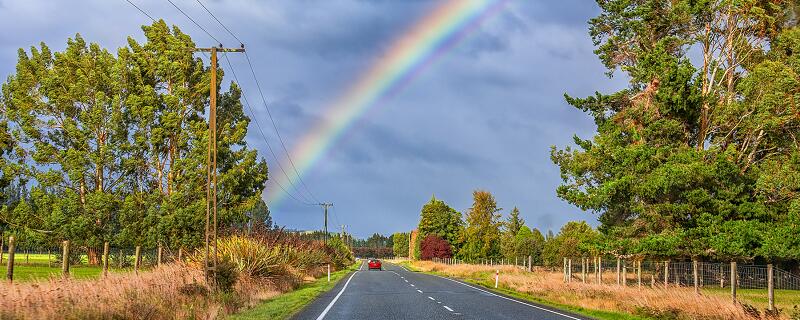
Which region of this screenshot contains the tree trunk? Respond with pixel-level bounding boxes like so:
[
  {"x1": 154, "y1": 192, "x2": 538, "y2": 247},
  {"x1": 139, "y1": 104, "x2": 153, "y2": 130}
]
[{"x1": 87, "y1": 247, "x2": 100, "y2": 265}]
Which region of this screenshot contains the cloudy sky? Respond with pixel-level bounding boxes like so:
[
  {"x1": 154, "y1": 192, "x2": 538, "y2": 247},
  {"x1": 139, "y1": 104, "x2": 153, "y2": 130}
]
[{"x1": 0, "y1": 0, "x2": 628, "y2": 238}]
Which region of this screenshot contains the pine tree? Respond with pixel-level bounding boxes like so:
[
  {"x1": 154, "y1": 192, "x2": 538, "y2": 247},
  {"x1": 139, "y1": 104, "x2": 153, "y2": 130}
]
[{"x1": 459, "y1": 190, "x2": 501, "y2": 260}]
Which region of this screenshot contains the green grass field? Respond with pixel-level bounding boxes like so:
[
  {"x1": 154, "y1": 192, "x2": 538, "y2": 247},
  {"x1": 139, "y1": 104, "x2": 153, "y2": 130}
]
[
  {"x1": 701, "y1": 287, "x2": 800, "y2": 310},
  {"x1": 228, "y1": 262, "x2": 360, "y2": 320},
  {"x1": 1, "y1": 252, "x2": 140, "y2": 282}
]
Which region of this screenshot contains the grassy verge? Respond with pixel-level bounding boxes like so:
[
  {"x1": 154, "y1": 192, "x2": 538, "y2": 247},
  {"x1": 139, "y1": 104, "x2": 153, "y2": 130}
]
[
  {"x1": 228, "y1": 262, "x2": 360, "y2": 320},
  {"x1": 400, "y1": 261, "x2": 650, "y2": 320},
  {"x1": 702, "y1": 287, "x2": 800, "y2": 311}
]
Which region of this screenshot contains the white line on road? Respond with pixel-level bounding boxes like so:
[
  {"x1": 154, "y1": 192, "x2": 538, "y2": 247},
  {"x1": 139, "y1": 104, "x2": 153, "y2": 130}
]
[
  {"x1": 428, "y1": 296, "x2": 435, "y2": 301},
  {"x1": 404, "y1": 279, "x2": 408, "y2": 282},
  {"x1": 410, "y1": 284, "x2": 415, "y2": 287},
  {"x1": 432, "y1": 274, "x2": 582, "y2": 320},
  {"x1": 443, "y1": 306, "x2": 454, "y2": 312},
  {"x1": 416, "y1": 289, "x2": 423, "y2": 293},
  {"x1": 315, "y1": 271, "x2": 359, "y2": 320}
]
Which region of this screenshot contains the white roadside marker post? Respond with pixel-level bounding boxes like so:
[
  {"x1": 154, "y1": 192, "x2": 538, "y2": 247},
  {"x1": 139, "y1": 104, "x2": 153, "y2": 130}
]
[
  {"x1": 328, "y1": 264, "x2": 331, "y2": 282},
  {"x1": 495, "y1": 270, "x2": 499, "y2": 288}
]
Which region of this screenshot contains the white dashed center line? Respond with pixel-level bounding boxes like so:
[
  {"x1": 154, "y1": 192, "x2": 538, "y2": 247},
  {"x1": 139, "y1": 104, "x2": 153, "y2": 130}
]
[
  {"x1": 410, "y1": 284, "x2": 415, "y2": 287},
  {"x1": 443, "y1": 306, "x2": 454, "y2": 312},
  {"x1": 428, "y1": 296, "x2": 435, "y2": 301},
  {"x1": 416, "y1": 289, "x2": 423, "y2": 293}
]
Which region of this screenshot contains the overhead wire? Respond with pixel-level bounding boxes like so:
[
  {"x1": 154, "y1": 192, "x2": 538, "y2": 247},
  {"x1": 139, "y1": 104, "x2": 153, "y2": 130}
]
[
  {"x1": 120, "y1": 0, "x2": 315, "y2": 206},
  {"x1": 165, "y1": 0, "x2": 224, "y2": 45},
  {"x1": 194, "y1": 0, "x2": 322, "y2": 205},
  {"x1": 222, "y1": 54, "x2": 316, "y2": 205},
  {"x1": 194, "y1": 0, "x2": 244, "y2": 45}
]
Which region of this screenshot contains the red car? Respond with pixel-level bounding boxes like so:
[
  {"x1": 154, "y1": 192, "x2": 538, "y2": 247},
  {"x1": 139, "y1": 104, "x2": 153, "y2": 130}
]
[{"x1": 368, "y1": 259, "x2": 382, "y2": 270}]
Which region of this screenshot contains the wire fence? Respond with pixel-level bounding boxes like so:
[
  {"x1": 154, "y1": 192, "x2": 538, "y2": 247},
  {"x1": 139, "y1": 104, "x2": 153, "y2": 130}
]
[
  {"x1": 562, "y1": 258, "x2": 800, "y2": 291},
  {"x1": 0, "y1": 237, "x2": 186, "y2": 282}
]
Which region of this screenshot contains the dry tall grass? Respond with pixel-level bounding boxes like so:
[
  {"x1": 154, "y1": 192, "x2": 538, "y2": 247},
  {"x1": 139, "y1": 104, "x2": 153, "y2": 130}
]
[
  {"x1": 413, "y1": 261, "x2": 772, "y2": 320},
  {"x1": 0, "y1": 262, "x2": 267, "y2": 320}
]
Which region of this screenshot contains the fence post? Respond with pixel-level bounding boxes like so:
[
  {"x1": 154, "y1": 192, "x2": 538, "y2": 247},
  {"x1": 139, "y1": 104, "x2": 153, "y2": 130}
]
[
  {"x1": 622, "y1": 259, "x2": 627, "y2": 286},
  {"x1": 528, "y1": 255, "x2": 532, "y2": 272},
  {"x1": 157, "y1": 244, "x2": 163, "y2": 267},
  {"x1": 616, "y1": 258, "x2": 621, "y2": 285},
  {"x1": 177, "y1": 247, "x2": 183, "y2": 262},
  {"x1": 568, "y1": 258, "x2": 572, "y2": 283},
  {"x1": 0, "y1": 237, "x2": 3, "y2": 265},
  {"x1": 102, "y1": 242, "x2": 109, "y2": 277},
  {"x1": 731, "y1": 261, "x2": 737, "y2": 302},
  {"x1": 768, "y1": 263, "x2": 774, "y2": 311},
  {"x1": 582, "y1": 258, "x2": 586, "y2": 283},
  {"x1": 6, "y1": 236, "x2": 15, "y2": 283},
  {"x1": 563, "y1": 257, "x2": 567, "y2": 282},
  {"x1": 664, "y1": 260, "x2": 669, "y2": 288},
  {"x1": 134, "y1": 246, "x2": 141, "y2": 275},
  {"x1": 693, "y1": 260, "x2": 699, "y2": 294},
  {"x1": 637, "y1": 260, "x2": 642, "y2": 288},
  {"x1": 598, "y1": 256, "x2": 603, "y2": 284},
  {"x1": 62, "y1": 240, "x2": 70, "y2": 278}
]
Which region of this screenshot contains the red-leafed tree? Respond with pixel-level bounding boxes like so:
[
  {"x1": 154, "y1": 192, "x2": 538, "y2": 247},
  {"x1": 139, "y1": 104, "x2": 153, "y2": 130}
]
[{"x1": 420, "y1": 234, "x2": 452, "y2": 260}]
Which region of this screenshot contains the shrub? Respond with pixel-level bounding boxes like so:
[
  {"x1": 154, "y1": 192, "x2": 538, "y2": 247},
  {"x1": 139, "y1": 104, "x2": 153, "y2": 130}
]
[{"x1": 420, "y1": 234, "x2": 452, "y2": 260}]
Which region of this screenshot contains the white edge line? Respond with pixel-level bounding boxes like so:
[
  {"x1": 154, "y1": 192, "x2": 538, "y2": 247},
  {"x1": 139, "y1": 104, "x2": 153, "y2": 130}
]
[
  {"x1": 443, "y1": 306, "x2": 454, "y2": 312},
  {"x1": 315, "y1": 271, "x2": 359, "y2": 320},
  {"x1": 431, "y1": 274, "x2": 582, "y2": 320}
]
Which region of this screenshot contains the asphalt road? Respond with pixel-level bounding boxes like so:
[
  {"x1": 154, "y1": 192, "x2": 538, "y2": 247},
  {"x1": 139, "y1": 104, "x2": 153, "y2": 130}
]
[{"x1": 291, "y1": 261, "x2": 592, "y2": 320}]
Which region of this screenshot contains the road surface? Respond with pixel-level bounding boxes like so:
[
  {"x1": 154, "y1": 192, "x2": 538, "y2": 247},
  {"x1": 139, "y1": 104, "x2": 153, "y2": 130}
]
[{"x1": 292, "y1": 261, "x2": 591, "y2": 320}]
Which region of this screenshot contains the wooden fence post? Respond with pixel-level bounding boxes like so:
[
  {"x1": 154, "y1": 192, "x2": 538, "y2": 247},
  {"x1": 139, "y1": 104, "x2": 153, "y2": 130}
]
[
  {"x1": 157, "y1": 245, "x2": 163, "y2": 267},
  {"x1": 731, "y1": 261, "x2": 737, "y2": 302},
  {"x1": 664, "y1": 260, "x2": 669, "y2": 288},
  {"x1": 568, "y1": 258, "x2": 572, "y2": 283},
  {"x1": 102, "y1": 242, "x2": 109, "y2": 277},
  {"x1": 134, "y1": 246, "x2": 141, "y2": 275},
  {"x1": 582, "y1": 258, "x2": 586, "y2": 283},
  {"x1": 598, "y1": 256, "x2": 603, "y2": 284},
  {"x1": 616, "y1": 258, "x2": 621, "y2": 285},
  {"x1": 563, "y1": 257, "x2": 567, "y2": 282},
  {"x1": 177, "y1": 247, "x2": 183, "y2": 262},
  {"x1": 768, "y1": 264, "x2": 774, "y2": 311},
  {"x1": 622, "y1": 259, "x2": 627, "y2": 286},
  {"x1": 693, "y1": 260, "x2": 699, "y2": 294},
  {"x1": 528, "y1": 255, "x2": 532, "y2": 272},
  {"x1": 62, "y1": 240, "x2": 70, "y2": 278},
  {"x1": 637, "y1": 260, "x2": 642, "y2": 288},
  {"x1": 6, "y1": 236, "x2": 15, "y2": 283},
  {"x1": 0, "y1": 236, "x2": 4, "y2": 264}
]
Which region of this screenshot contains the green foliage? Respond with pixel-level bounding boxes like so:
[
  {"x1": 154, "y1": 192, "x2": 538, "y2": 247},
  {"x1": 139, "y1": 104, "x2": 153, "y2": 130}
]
[
  {"x1": 417, "y1": 195, "x2": 463, "y2": 251},
  {"x1": 500, "y1": 207, "x2": 524, "y2": 260},
  {"x1": 391, "y1": 232, "x2": 409, "y2": 257},
  {"x1": 552, "y1": 0, "x2": 800, "y2": 261},
  {"x1": 0, "y1": 20, "x2": 268, "y2": 254},
  {"x1": 459, "y1": 190, "x2": 502, "y2": 260}
]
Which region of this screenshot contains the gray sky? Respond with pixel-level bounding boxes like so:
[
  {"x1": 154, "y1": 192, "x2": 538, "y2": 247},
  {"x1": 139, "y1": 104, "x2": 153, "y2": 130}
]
[{"x1": 0, "y1": 0, "x2": 627, "y2": 238}]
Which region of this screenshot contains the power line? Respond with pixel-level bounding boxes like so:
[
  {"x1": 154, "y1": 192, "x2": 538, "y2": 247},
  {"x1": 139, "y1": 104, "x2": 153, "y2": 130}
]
[
  {"x1": 189, "y1": 0, "x2": 321, "y2": 204},
  {"x1": 243, "y1": 52, "x2": 321, "y2": 204},
  {"x1": 165, "y1": 0, "x2": 224, "y2": 45},
  {"x1": 195, "y1": 0, "x2": 244, "y2": 45},
  {"x1": 124, "y1": 0, "x2": 156, "y2": 22},
  {"x1": 222, "y1": 54, "x2": 316, "y2": 206}
]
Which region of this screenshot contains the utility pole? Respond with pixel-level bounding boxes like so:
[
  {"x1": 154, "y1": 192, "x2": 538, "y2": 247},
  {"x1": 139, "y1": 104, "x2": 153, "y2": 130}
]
[
  {"x1": 318, "y1": 203, "x2": 333, "y2": 244},
  {"x1": 195, "y1": 44, "x2": 245, "y2": 286}
]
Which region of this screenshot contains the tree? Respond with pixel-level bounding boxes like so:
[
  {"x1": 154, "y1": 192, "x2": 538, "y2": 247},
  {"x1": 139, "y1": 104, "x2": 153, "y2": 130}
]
[
  {"x1": 0, "y1": 20, "x2": 269, "y2": 256},
  {"x1": 500, "y1": 207, "x2": 524, "y2": 260},
  {"x1": 459, "y1": 190, "x2": 502, "y2": 260},
  {"x1": 514, "y1": 226, "x2": 545, "y2": 264},
  {"x1": 417, "y1": 195, "x2": 463, "y2": 251},
  {"x1": 552, "y1": 1, "x2": 799, "y2": 261},
  {"x1": 392, "y1": 232, "x2": 409, "y2": 257},
  {"x1": 420, "y1": 234, "x2": 452, "y2": 260}
]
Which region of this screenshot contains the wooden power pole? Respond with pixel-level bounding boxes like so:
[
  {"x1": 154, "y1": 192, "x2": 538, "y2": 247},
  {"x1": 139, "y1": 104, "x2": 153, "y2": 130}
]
[
  {"x1": 195, "y1": 45, "x2": 245, "y2": 286},
  {"x1": 318, "y1": 203, "x2": 333, "y2": 244}
]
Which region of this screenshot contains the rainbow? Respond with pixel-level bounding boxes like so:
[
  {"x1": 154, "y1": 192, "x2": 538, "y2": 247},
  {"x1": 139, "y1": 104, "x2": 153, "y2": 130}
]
[{"x1": 266, "y1": 0, "x2": 509, "y2": 206}]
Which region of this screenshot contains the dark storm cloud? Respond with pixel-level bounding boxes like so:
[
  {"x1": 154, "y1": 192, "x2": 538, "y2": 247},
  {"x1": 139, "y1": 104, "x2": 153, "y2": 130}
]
[{"x1": 0, "y1": 0, "x2": 626, "y2": 237}]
